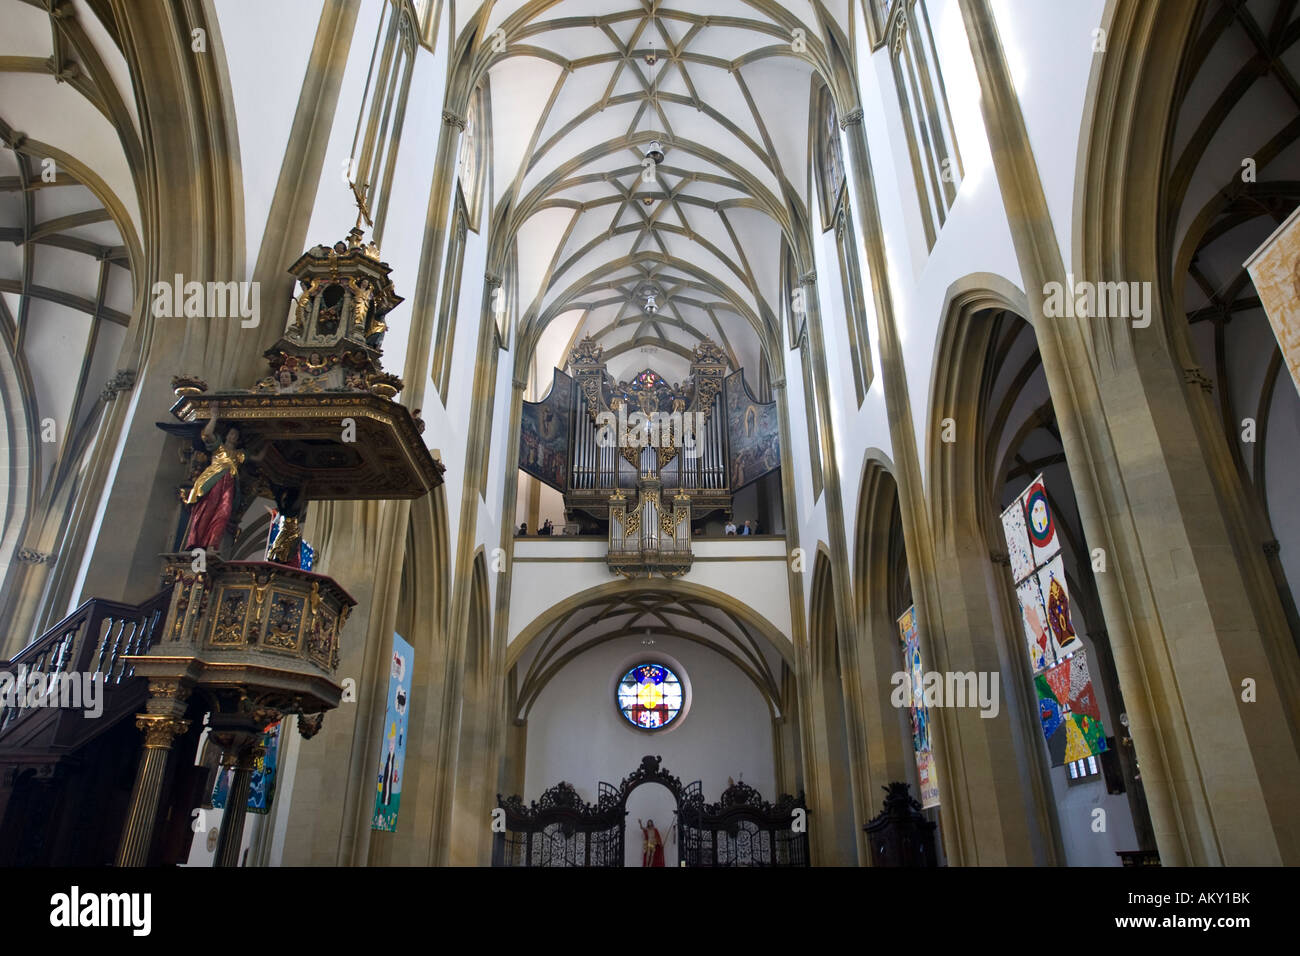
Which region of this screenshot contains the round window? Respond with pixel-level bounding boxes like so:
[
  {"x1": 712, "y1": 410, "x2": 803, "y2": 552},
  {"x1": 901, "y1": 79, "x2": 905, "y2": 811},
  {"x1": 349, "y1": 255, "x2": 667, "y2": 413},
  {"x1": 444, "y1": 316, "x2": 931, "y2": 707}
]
[{"x1": 616, "y1": 663, "x2": 684, "y2": 730}]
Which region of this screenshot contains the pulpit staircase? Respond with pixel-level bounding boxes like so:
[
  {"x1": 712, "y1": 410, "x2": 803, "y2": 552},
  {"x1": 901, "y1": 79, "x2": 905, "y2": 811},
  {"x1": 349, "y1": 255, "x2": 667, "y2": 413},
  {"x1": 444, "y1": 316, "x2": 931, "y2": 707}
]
[{"x1": 0, "y1": 589, "x2": 170, "y2": 756}]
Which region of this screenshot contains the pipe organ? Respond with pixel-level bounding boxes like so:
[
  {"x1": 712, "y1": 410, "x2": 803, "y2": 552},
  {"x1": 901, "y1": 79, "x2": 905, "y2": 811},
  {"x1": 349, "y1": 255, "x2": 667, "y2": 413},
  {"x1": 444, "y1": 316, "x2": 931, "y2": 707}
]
[
  {"x1": 565, "y1": 336, "x2": 731, "y2": 515},
  {"x1": 518, "y1": 336, "x2": 781, "y2": 576}
]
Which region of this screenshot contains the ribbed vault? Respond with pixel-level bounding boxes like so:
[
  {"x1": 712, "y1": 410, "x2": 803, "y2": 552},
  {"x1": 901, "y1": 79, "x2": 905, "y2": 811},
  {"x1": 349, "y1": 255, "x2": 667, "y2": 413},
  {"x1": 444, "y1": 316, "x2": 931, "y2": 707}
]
[
  {"x1": 509, "y1": 584, "x2": 793, "y2": 722},
  {"x1": 458, "y1": 0, "x2": 859, "y2": 381},
  {"x1": 0, "y1": 0, "x2": 143, "y2": 597}
]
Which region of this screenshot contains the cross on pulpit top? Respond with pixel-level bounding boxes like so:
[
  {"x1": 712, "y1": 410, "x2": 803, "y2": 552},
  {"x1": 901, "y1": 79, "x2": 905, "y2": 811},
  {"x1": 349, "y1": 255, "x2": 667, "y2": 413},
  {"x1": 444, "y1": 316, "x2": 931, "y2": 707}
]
[{"x1": 349, "y1": 179, "x2": 374, "y2": 231}]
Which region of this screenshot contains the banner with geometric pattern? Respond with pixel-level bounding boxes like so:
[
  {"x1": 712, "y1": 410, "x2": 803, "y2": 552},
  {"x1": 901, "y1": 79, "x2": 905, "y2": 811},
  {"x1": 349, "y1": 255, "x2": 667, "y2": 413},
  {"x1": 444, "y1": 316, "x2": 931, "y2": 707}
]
[{"x1": 1034, "y1": 650, "x2": 1108, "y2": 766}]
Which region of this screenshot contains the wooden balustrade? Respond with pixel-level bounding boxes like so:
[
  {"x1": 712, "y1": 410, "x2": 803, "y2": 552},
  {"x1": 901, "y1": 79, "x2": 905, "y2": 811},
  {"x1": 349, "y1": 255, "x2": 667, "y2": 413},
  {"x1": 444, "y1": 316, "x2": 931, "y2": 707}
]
[{"x1": 0, "y1": 589, "x2": 171, "y2": 737}]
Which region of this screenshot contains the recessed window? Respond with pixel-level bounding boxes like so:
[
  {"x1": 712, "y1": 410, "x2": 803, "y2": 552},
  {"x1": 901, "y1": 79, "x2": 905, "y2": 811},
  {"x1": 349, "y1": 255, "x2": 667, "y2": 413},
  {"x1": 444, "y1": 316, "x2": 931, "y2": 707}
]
[
  {"x1": 889, "y1": 0, "x2": 963, "y2": 251},
  {"x1": 616, "y1": 663, "x2": 683, "y2": 730}
]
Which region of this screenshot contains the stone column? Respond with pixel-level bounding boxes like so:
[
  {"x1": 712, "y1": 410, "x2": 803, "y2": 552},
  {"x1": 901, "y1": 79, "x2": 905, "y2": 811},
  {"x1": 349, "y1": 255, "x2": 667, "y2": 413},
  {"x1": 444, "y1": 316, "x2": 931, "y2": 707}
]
[
  {"x1": 211, "y1": 729, "x2": 266, "y2": 868},
  {"x1": 956, "y1": 0, "x2": 1300, "y2": 864},
  {"x1": 501, "y1": 717, "x2": 527, "y2": 803},
  {"x1": 793, "y1": 269, "x2": 878, "y2": 866},
  {"x1": 116, "y1": 714, "x2": 191, "y2": 867},
  {"x1": 236, "y1": 0, "x2": 362, "y2": 387}
]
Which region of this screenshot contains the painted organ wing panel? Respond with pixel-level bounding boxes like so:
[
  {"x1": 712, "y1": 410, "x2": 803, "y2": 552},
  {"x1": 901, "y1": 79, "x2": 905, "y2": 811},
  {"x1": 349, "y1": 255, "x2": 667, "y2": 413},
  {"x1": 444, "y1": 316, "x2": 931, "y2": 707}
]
[
  {"x1": 519, "y1": 368, "x2": 573, "y2": 492},
  {"x1": 724, "y1": 370, "x2": 781, "y2": 490}
]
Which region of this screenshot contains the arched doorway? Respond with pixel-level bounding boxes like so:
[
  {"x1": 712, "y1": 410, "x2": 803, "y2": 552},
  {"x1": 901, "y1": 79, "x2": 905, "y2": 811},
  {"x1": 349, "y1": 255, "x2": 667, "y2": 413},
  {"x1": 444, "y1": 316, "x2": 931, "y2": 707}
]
[
  {"x1": 609, "y1": 756, "x2": 698, "y2": 868},
  {"x1": 492, "y1": 754, "x2": 808, "y2": 866},
  {"x1": 492, "y1": 755, "x2": 700, "y2": 867},
  {"x1": 625, "y1": 782, "x2": 679, "y2": 867}
]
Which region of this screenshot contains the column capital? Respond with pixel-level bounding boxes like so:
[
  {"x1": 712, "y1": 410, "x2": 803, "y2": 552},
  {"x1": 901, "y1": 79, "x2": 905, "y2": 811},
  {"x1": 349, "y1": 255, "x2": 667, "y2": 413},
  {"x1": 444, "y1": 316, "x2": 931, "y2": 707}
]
[
  {"x1": 839, "y1": 107, "x2": 864, "y2": 129},
  {"x1": 512, "y1": 377, "x2": 529, "y2": 391},
  {"x1": 212, "y1": 730, "x2": 267, "y2": 770},
  {"x1": 442, "y1": 109, "x2": 467, "y2": 130},
  {"x1": 146, "y1": 679, "x2": 192, "y2": 703},
  {"x1": 135, "y1": 715, "x2": 190, "y2": 749},
  {"x1": 799, "y1": 271, "x2": 817, "y2": 286},
  {"x1": 485, "y1": 273, "x2": 503, "y2": 288}
]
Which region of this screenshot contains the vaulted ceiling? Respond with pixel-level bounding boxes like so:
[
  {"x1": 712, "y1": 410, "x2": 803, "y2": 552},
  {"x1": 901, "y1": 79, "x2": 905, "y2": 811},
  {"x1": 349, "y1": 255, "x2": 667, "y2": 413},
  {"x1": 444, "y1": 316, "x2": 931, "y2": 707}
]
[
  {"x1": 509, "y1": 585, "x2": 792, "y2": 721},
  {"x1": 463, "y1": 0, "x2": 857, "y2": 385},
  {"x1": 0, "y1": 0, "x2": 142, "y2": 580}
]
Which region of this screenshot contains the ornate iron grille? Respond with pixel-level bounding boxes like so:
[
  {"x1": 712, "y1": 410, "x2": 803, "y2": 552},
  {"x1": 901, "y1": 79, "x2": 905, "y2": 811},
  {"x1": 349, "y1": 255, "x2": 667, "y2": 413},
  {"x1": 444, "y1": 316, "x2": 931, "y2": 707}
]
[
  {"x1": 491, "y1": 781, "x2": 622, "y2": 867},
  {"x1": 679, "y1": 780, "x2": 809, "y2": 867},
  {"x1": 494, "y1": 756, "x2": 808, "y2": 867}
]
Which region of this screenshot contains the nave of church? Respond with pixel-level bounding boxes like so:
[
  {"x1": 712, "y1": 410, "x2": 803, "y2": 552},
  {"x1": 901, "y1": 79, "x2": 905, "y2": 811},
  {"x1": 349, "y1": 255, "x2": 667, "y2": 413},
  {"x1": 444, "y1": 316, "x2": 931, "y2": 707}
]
[{"x1": 1, "y1": 0, "x2": 1299, "y2": 888}]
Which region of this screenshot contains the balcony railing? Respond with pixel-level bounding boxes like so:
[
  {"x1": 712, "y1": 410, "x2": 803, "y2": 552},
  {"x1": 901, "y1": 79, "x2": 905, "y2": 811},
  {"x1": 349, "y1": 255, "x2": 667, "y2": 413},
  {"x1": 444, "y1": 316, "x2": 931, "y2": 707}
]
[{"x1": 0, "y1": 589, "x2": 171, "y2": 738}]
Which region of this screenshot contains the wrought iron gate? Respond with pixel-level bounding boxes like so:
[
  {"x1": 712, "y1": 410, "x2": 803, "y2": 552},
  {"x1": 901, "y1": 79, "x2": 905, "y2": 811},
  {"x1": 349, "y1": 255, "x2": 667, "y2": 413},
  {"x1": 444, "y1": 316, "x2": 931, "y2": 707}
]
[{"x1": 493, "y1": 755, "x2": 808, "y2": 867}]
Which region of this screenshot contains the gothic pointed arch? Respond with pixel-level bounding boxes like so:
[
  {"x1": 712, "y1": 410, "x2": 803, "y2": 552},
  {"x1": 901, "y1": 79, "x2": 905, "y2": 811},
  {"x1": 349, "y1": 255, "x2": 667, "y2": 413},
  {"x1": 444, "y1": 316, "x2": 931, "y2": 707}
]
[
  {"x1": 448, "y1": 549, "x2": 496, "y2": 865},
  {"x1": 806, "y1": 547, "x2": 862, "y2": 865},
  {"x1": 927, "y1": 272, "x2": 1159, "y2": 864},
  {"x1": 852, "y1": 451, "x2": 917, "y2": 812}
]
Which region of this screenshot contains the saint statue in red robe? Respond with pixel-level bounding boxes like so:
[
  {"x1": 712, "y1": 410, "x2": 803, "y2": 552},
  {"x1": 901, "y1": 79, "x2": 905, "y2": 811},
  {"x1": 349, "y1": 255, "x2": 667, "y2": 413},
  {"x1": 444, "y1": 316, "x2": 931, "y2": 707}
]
[{"x1": 183, "y1": 406, "x2": 247, "y2": 552}]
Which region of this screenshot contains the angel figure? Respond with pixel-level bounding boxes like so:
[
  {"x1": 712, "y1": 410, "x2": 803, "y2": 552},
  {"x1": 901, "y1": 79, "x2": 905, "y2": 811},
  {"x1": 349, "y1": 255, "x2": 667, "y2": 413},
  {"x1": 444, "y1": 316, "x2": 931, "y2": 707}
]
[{"x1": 293, "y1": 278, "x2": 322, "y2": 330}]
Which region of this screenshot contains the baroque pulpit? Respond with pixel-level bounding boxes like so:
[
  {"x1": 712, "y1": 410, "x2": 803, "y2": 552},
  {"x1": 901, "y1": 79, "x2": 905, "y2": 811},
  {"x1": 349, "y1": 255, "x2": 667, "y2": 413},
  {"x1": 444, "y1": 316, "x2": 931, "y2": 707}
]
[{"x1": 117, "y1": 206, "x2": 443, "y2": 867}]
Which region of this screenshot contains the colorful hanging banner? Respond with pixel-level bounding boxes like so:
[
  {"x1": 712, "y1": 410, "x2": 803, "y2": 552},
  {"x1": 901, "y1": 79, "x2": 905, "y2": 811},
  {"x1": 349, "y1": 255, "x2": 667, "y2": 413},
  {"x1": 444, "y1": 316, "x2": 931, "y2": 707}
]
[
  {"x1": 372, "y1": 633, "x2": 413, "y2": 832},
  {"x1": 897, "y1": 605, "x2": 940, "y2": 808},
  {"x1": 1037, "y1": 554, "x2": 1084, "y2": 661},
  {"x1": 1002, "y1": 474, "x2": 1081, "y2": 673},
  {"x1": 1016, "y1": 577, "x2": 1053, "y2": 674},
  {"x1": 1000, "y1": 474, "x2": 1108, "y2": 767},
  {"x1": 1000, "y1": 472, "x2": 1061, "y2": 586},
  {"x1": 1034, "y1": 650, "x2": 1108, "y2": 766},
  {"x1": 1023, "y1": 476, "x2": 1060, "y2": 567},
  {"x1": 1000, "y1": 493, "x2": 1035, "y2": 584},
  {"x1": 1244, "y1": 204, "x2": 1300, "y2": 398}
]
